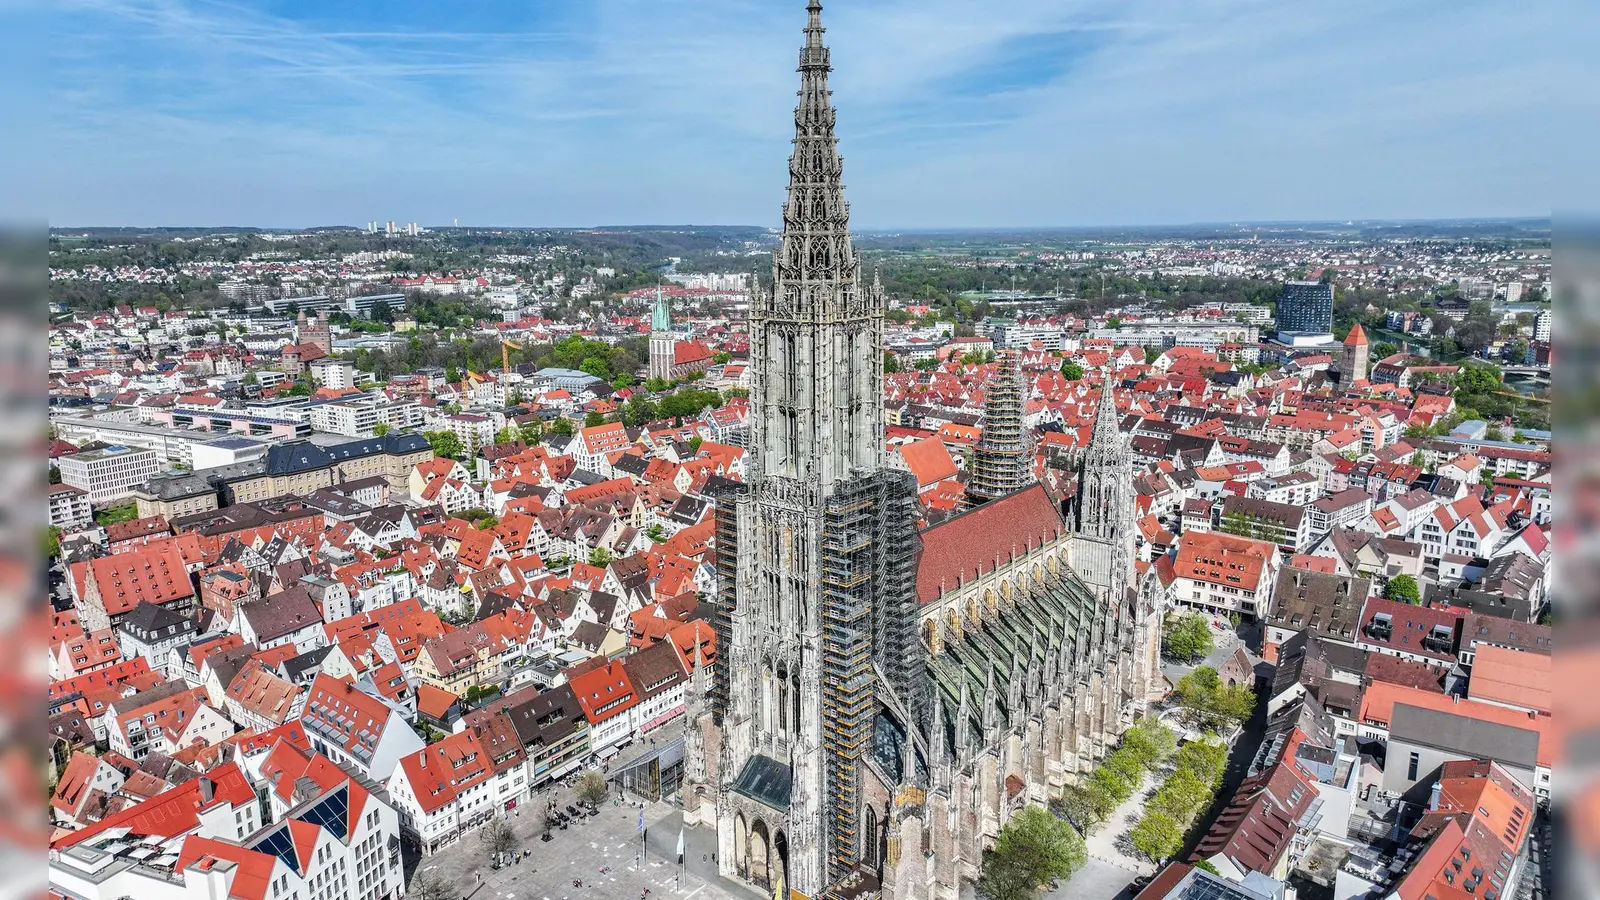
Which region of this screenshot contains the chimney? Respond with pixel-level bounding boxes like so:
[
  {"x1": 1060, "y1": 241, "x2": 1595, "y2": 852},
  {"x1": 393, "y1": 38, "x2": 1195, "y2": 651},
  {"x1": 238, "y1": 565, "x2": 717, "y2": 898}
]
[{"x1": 199, "y1": 776, "x2": 214, "y2": 804}]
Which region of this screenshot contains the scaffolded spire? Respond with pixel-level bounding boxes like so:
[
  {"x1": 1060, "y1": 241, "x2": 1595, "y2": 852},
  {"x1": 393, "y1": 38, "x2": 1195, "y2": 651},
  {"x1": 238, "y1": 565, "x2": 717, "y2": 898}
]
[{"x1": 964, "y1": 349, "x2": 1033, "y2": 507}]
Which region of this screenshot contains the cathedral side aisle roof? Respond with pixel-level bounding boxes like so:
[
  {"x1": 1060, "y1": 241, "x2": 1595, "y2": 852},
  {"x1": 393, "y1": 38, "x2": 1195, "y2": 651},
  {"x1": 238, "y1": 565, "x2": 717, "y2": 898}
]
[{"x1": 915, "y1": 484, "x2": 1065, "y2": 604}]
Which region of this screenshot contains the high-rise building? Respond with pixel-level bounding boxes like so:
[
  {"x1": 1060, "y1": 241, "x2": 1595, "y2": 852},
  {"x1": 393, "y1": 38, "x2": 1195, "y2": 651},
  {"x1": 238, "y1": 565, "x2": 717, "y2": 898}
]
[
  {"x1": 681, "y1": 6, "x2": 1167, "y2": 900},
  {"x1": 1276, "y1": 280, "x2": 1334, "y2": 342}
]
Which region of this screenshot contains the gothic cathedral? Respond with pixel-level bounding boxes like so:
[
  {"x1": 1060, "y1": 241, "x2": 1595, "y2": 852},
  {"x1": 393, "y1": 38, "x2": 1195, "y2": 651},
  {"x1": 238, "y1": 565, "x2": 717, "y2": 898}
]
[{"x1": 679, "y1": 5, "x2": 1168, "y2": 898}]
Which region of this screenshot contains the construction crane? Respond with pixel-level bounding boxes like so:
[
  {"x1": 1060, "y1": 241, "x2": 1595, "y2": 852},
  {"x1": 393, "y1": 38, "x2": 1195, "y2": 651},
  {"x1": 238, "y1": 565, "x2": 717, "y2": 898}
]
[{"x1": 501, "y1": 338, "x2": 522, "y2": 378}]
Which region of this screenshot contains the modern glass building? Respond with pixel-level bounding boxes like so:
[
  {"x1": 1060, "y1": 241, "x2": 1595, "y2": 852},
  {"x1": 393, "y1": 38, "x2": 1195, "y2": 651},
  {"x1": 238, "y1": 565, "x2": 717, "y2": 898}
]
[{"x1": 1276, "y1": 280, "x2": 1334, "y2": 339}]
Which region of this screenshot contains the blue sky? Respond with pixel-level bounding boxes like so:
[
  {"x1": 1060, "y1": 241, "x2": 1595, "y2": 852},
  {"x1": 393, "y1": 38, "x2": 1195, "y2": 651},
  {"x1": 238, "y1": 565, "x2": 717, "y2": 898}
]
[{"x1": 40, "y1": 0, "x2": 1586, "y2": 227}]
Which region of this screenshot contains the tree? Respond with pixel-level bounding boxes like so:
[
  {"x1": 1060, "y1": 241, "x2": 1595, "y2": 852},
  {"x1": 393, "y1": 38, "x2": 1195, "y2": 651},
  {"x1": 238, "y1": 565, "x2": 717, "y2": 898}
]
[
  {"x1": 584, "y1": 411, "x2": 605, "y2": 428},
  {"x1": 1129, "y1": 811, "x2": 1183, "y2": 862},
  {"x1": 1061, "y1": 361, "x2": 1084, "y2": 380},
  {"x1": 480, "y1": 817, "x2": 517, "y2": 868},
  {"x1": 1384, "y1": 574, "x2": 1422, "y2": 605},
  {"x1": 587, "y1": 547, "x2": 613, "y2": 567},
  {"x1": 884, "y1": 353, "x2": 902, "y2": 374},
  {"x1": 1175, "y1": 666, "x2": 1255, "y2": 730},
  {"x1": 575, "y1": 770, "x2": 608, "y2": 806},
  {"x1": 423, "y1": 430, "x2": 463, "y2": 460},
  {"x1": 373, "y1": 423, "x2": 391, "y2": 437},
  {"x1": 550, "y1": 417, "x2": 575, "y2": 437},
  {"x1": 1120, "y1": 719, "x2": 1177, "y2": 771},
  {"x1": 1163, "y1": 613, "x2": 1215, "y2": 663},
  {"x1": 1145, "y1": 346, "x2": 1162, "y2": 364},
  {"x1": 978, "y1": 806, "x2": 1086, "y2": 900},
  {"x1": 371, "y1": 300, "x2": 395, "y2": 325},
  {"x1": 646, "y1": 523, "x2": 666, "y2": 543},
  {"x1": 1457, "y1": 364, "x2": 1503, "y2": 394},
  {"x1": 408, "y1": 870, "x2": 452, "y2": 900},
  {"x1": 1372, "y1": 341, "x2": 1398, "y2": 361},
  {"x1": 463, "y1": 684, "x2": 501, "y2": 706},
  {"x1": 687, "y1": 435, "x2": 703, "y2": 454},
  {"x1": 44, "y1": 526, "x2": 61, "y2": 560},
  {"x1": 612, "y1": 373, "x2": 635, "y2": 390},
  {"x1": 713, "y1": 351, "x2": 733, "y2": 364}
]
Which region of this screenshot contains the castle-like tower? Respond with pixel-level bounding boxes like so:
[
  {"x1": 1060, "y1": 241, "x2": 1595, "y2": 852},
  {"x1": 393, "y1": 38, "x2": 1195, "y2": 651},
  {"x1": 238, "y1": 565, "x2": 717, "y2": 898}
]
[
  {"x1": 963, "y1": 350, "x2": 1033, "y2": 508},
  {"x1": 1338, "y1": 321, "x2": 1370, "y2": 385},
  {"x1": 704, "y1": 3, "x2": 924, "y2": 894}
]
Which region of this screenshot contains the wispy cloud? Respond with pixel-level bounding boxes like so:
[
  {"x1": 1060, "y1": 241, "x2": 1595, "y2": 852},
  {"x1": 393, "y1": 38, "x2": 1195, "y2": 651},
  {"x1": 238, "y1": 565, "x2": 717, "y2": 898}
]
[{"x1": 36, "y1": 0, "x2": 1585, "y2": 226}]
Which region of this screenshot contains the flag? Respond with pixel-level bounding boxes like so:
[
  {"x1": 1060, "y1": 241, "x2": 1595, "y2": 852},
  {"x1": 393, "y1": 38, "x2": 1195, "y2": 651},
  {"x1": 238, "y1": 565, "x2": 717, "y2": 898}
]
[
  {"x1": 637, "y1": 810, "x2": 644, "y2": 834},
  {"x1": 772, "y1": 868, "x2": 786, "y2": 900},
  {"x1": 675, "y1": 827, "x2": 685, "y2": 865}
]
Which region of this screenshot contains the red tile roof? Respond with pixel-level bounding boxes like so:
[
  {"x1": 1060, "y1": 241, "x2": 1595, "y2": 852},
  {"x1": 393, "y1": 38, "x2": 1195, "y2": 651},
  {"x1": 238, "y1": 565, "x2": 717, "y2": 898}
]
[
  {"x1": 51, "y1": 761, "x2": 256, "y2": 849},
  {"x1": 74, "y1": 543, "x2": 195, "y2": 616},
  {"x1": 396, "y1": 729, "x2": 491, "y2": 815},
  {"x1": 568, "y1": 658, "x2": 640, "y2": 724},
  {"x1": 915, "y1": 484, "x2": 1065, "y2": 604}
]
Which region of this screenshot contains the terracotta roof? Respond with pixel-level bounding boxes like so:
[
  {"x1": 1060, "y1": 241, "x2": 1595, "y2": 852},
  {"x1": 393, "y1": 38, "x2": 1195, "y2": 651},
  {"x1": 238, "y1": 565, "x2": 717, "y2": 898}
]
[
  {"x1": 177, "y1": 836, "x2": 279, "y2": 900},
  {"x1": 1174, "y1": 531, "x2": 1276, "y2": 592},
  {"x1": 396, "y1": 729, "x2": 491, "y2": 815},
  {"x1": 51, "y1": 761, "x2": 256, "y2": 849},
  {"x1": 915, "y1": 484, "x2": 1065, "y2": 604},
  {"x1": 1359, "y1": 682, "x2": 1554, "y2": 767},
  {"x1": 1468, "y1": 644, "x2": 1551, "y2": 713},
  {"x1": 896, "y1": 437, "x2": 959, "y2": 488},
  {"x1": 74, "y1": 543, "x2": 195, "y2": 617},
  {"x1": 415, "y1": 683, "x2": 459, "y2": 719},
  {"x1": 568, "y1": 658, "x2": 640, "y2": 724}
]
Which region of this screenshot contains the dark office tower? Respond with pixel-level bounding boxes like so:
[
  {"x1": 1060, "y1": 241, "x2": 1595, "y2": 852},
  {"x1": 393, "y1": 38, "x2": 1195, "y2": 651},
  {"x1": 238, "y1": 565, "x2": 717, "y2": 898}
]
[{"x1": 1276, "y1": 280, "x2": 1335, "y2": 339}]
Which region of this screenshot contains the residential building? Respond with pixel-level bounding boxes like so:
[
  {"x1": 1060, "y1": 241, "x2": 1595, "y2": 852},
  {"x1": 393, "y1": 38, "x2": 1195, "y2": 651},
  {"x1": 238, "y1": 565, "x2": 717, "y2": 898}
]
[{"x1": 1171, "y1": 530, "x2": 1282, "y2": 619}]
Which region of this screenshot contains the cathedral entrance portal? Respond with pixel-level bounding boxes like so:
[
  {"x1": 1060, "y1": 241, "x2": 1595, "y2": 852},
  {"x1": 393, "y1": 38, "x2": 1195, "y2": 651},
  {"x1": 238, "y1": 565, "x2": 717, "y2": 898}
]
[{"x1": 749, "y1": 820, "x2": 772, "y2": 890}]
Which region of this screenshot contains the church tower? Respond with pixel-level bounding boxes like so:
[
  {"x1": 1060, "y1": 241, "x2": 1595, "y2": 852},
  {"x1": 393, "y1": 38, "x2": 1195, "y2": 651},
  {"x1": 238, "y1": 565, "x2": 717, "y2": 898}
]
[
  {"x1": 648, "y1": 285, "x2": 675, "y2": 381},
  {"x1": 710, "y1": 3, "x2": 925, "y2": 895},
  {"x1": 1070, "y1": 373, "x2": 1136, "y2": 594},
  {"x1": 963, "y1": 350, "x2": 1033, "y2": 508}
]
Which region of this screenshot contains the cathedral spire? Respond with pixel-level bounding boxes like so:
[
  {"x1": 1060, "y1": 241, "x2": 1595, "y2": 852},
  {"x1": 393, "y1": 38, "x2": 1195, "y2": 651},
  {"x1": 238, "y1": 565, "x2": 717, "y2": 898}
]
[
  {"x1": 964, "y1": 349, "x2": 1032, "y2": 508},
  {"x1": 748, "y1": 0, "x2": 882, "y2": 486},
  {"x1": 1091, "y1": 369, "x2": 1121, "y2": 449}
]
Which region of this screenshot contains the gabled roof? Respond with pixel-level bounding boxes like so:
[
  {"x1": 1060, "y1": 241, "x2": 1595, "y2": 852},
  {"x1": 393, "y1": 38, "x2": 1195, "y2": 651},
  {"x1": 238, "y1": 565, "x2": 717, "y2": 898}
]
[
  {"x1": 51, "y1": 761, "x2": 256, "y2": 849},
  {"x1": 915, "y1": 484, "x2": 1065, "y2": 604}
]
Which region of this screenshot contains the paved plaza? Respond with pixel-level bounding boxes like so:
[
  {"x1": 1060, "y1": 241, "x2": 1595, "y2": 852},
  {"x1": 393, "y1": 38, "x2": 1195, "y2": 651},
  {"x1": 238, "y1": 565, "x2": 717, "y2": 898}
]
[{"x1": 414, "y1": 781, "x2": 758, "y2": 900}]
